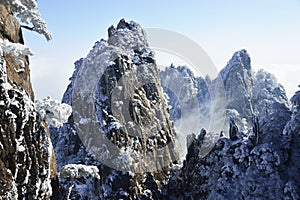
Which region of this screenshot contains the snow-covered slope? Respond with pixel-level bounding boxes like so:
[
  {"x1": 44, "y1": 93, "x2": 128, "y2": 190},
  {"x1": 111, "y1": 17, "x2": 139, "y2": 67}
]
[{"x1": 51, "y1": 19, "x2": 178, "y2": 199}]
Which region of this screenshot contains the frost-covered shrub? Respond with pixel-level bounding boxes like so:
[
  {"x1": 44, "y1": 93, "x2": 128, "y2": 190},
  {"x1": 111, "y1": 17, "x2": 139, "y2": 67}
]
[
  {"x1": 60, "y1": 164, "x2": 100, "y2": 179},
  {"x1": 0, "y1": 38, "x2": 33, "y2": 69},
  {"x1": 0, "y1": 0, "x2": 51, "y2": 71},
  {"x1": 35, "y1": 96, "x2": 72, "y2": 127}
]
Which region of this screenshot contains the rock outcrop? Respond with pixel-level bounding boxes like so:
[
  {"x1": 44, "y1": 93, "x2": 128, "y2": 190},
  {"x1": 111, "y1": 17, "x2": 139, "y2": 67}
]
[
  {"x1": 0, "y1": 4, "x2": 56, "y2": 199},
  {"x1": 220, "y1": 50, "x2": 254, "y2": 123},
  {"x1": 51, "y1": 19, "x2": 178, "y2": 199},
  {"x1": 159, "y1": 65, "x2": 210, "y2": 127}
]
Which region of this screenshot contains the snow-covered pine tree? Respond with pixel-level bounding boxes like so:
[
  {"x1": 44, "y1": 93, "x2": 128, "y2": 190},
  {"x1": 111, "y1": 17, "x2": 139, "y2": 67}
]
[
  {"x1": 0, "y1": 0, "x2": 51, "y2": 41},
  {"x1": 0, "y1": 0, "x2": 51, "y2": 69}
]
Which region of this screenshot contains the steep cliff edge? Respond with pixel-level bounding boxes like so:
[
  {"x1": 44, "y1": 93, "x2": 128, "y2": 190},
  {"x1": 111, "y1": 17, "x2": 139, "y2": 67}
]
[{"x1": 0, "y1": 4, "x2": 56, "y2": 199}]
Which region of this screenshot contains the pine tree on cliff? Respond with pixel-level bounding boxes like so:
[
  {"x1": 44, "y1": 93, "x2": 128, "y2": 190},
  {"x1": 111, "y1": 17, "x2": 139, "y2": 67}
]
[{"x1": 0, "y1": 0, "x2": 51, "y2": 63}]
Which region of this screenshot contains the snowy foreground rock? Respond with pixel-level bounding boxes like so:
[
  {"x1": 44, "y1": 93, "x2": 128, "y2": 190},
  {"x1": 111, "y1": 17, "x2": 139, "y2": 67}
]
[
  {"x1": 165, "y1": 90, "x2": 300, "y2": 199},
  {"x1": 0, "y1": 4, "x2": 56, "y2": 199}
]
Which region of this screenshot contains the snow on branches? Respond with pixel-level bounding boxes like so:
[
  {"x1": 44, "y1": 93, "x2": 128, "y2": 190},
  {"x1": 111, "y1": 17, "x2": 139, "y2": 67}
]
[
  {"x1": 1, "y1": 0, "x2": 52, "y2": 41},
  {"x1": 0, "y1": 38, "x2": 33, "y2": 69},
  {"x1": 35, "y1": 96, "x2": 72, "y2": 128}
]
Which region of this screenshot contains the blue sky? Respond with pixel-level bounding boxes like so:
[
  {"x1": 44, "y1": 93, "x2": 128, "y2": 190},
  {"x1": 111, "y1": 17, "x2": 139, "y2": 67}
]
[{"x1": 23, "y1": 0, "x2": 300, "y2": 99}]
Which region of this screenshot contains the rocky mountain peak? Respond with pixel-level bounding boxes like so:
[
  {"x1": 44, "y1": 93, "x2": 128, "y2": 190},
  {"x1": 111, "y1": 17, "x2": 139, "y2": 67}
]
[
  {"x1": 219, "y1": 50, "x2": 254, "y2": 126},
  {"x1": 221, "y1": 49, "x2": 251, "y2": 79},
  {"x1": 107, "y1": 18, "x2": 149, "y2": 51},
  {"x1": 52, "y1": 18, "x2": 177, "y2": 199},
  {"x1": 232, "y1": 49, "x2": 251, "y2": 68}
]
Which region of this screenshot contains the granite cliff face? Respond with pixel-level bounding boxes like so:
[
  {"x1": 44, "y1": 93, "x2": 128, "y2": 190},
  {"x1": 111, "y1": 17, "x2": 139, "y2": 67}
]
[
  {"x1": 0, "y1": 4, "x2": 56, "y2": 199},
  {"x1": 51, "y1": 19, "x2": 178, "y2": 199},
  {"x1": 220, "y1": 50, "x2": 254, "y2": 125}
]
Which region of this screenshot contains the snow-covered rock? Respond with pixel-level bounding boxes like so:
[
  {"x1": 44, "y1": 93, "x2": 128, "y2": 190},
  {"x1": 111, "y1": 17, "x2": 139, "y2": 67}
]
[
  {"x1": 161, "y1": 49, "x2": 290, "y2": 134},
  {"x1": 51, "y1": 19, "x2": 178, "y2": 199},
  {"x1": 0, "y1": 4, "x2": 55, "y2": 199},
  {"x1": 219, "y1": 49, "x2": 254, "y2": 129},
  {"x1": 60, "y1": 164, "x2": 100, "y2": 179},
  {"x1": 159, "y1": 65, "x2": 212, "y2": 159},
  {"x1": 165, "y1": 113, "x2": 299, "y2": 199},
  {"x1": 253, "y1": 69, "x2": 289, "y2": 118}
]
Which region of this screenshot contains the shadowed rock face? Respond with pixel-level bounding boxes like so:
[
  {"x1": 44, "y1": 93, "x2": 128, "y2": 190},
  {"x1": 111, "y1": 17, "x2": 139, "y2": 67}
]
[{"x1": 0, "y1": 4, "x2": 56, "y2": 199}]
